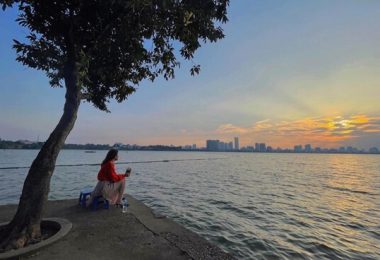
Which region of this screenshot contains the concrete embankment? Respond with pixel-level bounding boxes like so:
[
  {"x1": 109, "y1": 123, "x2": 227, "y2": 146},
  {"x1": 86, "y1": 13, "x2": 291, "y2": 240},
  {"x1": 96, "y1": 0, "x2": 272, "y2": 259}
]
[{"x1": 0, "y1": 195, "x2": 235, "y2": 260}]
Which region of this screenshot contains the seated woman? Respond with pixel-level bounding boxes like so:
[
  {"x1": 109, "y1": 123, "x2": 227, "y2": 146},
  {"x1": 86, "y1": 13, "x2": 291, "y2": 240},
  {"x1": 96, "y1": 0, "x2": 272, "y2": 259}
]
[{"x1": 88, "y1": 148, "x2": 131, "y2": 207}]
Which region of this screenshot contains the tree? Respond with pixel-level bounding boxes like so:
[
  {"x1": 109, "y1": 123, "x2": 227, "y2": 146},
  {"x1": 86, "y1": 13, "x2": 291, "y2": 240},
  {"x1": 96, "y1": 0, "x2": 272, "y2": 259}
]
[{"x1": 0, "y1": 0, "x2": 229, "y2": 251}]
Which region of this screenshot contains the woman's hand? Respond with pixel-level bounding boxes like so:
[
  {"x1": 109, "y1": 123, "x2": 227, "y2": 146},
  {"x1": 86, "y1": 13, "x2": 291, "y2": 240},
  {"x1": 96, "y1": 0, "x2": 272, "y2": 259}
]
[{"x1": 125, "y1": 167, "x2": 132, "y2": 177}]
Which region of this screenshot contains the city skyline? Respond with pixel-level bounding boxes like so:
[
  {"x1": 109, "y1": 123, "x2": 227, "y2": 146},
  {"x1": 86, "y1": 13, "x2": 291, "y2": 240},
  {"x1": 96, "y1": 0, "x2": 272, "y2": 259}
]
[
  {"x1": 203, "y1": 138, "x2": 379, "y2": 154},
  {"x1": 1, "y1": 136, "x2": 379, "y2": 154},
  {"x1": 1, "y1": 1, "x2": 380, "y2": 149}
]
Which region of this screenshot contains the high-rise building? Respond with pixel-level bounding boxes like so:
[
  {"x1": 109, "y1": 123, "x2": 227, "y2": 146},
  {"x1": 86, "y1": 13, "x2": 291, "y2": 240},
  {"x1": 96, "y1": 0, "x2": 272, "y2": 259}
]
[
  {"x1": 294, "y1": 145, "x2": 303, "y2": 152},
  {"x1": 234, "y1": 137, "x2": 239, "y2": 150},
  {"x1": 255, "y1": 143, "x2": 260, "y2": 152},
  {"x1": 304, "y1": 144, "x2": 312, "y2": 152},
  {"x1": 218, "y1": 141, "x2": 228, "y2": 151},
  {"x1": 259, "y1": 143, "x2": 266, "y2": 152},
  {"x1": 206, "y1": 140, "x2": 219, "y2": 151}
]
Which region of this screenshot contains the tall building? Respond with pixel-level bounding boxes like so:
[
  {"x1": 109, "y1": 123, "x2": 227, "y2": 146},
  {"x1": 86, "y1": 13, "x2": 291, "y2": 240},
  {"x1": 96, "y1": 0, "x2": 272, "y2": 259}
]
[
  {"x1": 206, "y1": 140, "x2": 219, "y2": 151},
  {"x1": 255, "y1": 143, "x2": 260, "y2": 152},
  {"x1": 294, "y1": 145, "x2": 303, "y2": 152},
  {"x1": 304, "y1": 144, "x2": 312, "y2": 152},
  {"x1": 218, "y1": 141, "x2": 227, "y2": 151},
  {"x1": 259, "y1": 143, "x2": 266, "y2": 152},
  {"x1": 234, "y1": 137, "x2": 239, "y2": 150}
]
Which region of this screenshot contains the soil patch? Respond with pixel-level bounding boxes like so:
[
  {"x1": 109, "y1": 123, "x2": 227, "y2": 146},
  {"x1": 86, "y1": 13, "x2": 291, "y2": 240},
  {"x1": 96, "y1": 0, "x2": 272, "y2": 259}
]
[{"x1": 40, "y1": 220, "x2": 60, "y2": 241}]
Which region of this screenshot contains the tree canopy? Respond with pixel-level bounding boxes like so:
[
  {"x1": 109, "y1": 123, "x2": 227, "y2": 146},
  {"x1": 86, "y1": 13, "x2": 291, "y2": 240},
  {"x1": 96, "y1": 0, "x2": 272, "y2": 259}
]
[
  {"x1": 0, "y1": 0, "x2": 229, "y2": 251},
  {"x1": 2, "y1": 0, "x2": 229, "y2": 111}
]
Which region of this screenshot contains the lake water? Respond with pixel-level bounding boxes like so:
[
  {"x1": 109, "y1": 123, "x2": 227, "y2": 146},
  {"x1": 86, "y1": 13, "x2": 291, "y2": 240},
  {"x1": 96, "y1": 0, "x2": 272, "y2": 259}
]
[{"x1": 0, "y1": 150, "x2": 379, "y2": 259}]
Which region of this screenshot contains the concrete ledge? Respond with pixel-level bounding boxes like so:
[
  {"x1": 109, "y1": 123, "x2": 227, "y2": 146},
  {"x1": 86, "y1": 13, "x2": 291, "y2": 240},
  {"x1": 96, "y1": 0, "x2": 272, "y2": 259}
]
[
  {"x1": 128, "y1": 196, "x2": 235, "y2": 260},
  {"x1": 0, "y1": 218, "x2": 72, "y2": 260},
  {"x1": 0, "y1": 197, "x2": 234, "y2": 259}
]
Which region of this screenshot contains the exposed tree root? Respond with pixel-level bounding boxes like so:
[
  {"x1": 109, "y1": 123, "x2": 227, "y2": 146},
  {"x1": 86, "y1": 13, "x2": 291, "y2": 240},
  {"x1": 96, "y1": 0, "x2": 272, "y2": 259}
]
[{"x1": 0, "y1": 222, "x2": 41, "y2": 252}]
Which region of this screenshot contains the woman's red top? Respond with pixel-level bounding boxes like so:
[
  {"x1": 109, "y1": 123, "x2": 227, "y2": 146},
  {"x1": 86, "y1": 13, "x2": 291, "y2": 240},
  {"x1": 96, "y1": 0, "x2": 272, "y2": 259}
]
[{"x1": 97, "y1": 161, "x2": 125, "y2": 182}]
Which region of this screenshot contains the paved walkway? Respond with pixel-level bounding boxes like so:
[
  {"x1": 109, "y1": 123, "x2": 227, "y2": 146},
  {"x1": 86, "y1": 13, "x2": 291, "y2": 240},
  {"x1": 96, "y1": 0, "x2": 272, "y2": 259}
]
[{"x1": 0, "y1": 196, "x2": 234, "y2": 260}]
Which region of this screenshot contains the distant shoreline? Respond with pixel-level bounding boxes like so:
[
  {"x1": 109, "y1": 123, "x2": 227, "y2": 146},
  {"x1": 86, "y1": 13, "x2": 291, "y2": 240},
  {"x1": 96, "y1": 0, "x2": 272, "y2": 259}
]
[
  {"x1": 1, "y1": 138, "x2": 379, "y2": 154},
  {"x1": 0, "y1": 147, "x2": 379, "y2": 155}
]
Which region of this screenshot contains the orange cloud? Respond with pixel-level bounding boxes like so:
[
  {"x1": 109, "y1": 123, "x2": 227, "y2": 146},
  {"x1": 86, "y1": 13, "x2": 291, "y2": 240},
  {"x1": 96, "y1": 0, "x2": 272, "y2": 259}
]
[
  {"x1": 216, "y1": 124, "x2": 250, "y2": 134},
  {"x1": 214, "y1": 115, "x2": 380, "y2": 148}
]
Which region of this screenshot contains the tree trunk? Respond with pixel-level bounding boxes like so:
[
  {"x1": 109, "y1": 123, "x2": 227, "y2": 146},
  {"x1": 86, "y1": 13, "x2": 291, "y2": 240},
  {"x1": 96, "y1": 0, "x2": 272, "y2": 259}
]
[{"x1": 0, "y1": 60, "x2": 80, "y2": 251}]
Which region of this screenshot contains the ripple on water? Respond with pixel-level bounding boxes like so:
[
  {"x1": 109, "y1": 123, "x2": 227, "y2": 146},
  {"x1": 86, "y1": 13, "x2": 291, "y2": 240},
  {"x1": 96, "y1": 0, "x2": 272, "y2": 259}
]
[{"x1": 325, "y1": 185, "x2": 373, "y2": 195}]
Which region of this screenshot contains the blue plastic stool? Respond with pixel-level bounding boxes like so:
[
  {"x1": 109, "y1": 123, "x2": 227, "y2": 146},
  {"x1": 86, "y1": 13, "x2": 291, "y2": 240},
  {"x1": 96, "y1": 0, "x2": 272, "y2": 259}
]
[
  {"x1": 79, "y1": 187, "x2": 109, "y2": 210},
  {"x1": 91, "y1": 195, "x2": 110, "y2": 210}
]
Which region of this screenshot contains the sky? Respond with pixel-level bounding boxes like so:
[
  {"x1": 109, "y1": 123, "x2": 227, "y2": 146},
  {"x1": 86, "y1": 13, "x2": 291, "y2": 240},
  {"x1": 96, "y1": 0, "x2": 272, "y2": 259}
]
[{"x1": 1, "y1": 0, "x2": 380, "y2": 149}]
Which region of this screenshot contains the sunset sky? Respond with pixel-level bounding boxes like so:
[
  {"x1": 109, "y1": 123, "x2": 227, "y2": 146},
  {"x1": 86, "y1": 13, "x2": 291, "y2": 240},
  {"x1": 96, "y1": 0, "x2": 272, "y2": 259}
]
[{"x1": 1, "y1": 1, "x2": 379, "y2": 149}]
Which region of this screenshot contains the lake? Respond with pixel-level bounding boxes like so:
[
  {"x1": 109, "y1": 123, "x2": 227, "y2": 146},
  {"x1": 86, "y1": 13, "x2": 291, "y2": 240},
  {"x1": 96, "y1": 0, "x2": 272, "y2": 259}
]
[{"x1": 0, "y1": 150, "x2": 379, "y2": 259}]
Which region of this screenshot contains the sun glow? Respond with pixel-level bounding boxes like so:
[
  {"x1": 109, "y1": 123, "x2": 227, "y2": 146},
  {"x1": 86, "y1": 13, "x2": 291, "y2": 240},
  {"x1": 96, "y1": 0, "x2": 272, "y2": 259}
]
[
  {"x1": 337, "y1": 120, "x2": 350, "y2": 128},
  {"x1": 214, "y1": 114, "x2": 380, "y2": 148}
]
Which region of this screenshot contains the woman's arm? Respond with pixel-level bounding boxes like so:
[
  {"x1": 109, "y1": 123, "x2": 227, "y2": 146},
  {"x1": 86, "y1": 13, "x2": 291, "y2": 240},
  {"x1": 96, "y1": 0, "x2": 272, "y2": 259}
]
[{"x1": 107, "y1": 163, "x2": 125, "y2": 182}]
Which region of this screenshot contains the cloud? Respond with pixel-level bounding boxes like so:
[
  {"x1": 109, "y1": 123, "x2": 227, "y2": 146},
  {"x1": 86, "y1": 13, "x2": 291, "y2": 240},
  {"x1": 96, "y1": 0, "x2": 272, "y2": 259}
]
[
  {"x1": 213, "y1": 115, "x2": 380, "y2": 148},
  {"x1": 216, "y1": 124, "x2": 250, "y2": 134}
]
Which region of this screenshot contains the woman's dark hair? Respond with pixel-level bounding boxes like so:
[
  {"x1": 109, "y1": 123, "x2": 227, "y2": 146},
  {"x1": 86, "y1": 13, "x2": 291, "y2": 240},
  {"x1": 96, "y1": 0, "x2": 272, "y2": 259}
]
[{"x1": 102, "y1": 149, "x2": 118, "y2": 165}]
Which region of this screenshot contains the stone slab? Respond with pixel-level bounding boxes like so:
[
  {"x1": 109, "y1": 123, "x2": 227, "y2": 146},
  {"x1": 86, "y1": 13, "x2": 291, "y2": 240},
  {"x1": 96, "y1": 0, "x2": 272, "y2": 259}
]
[{"x1": 0, "y1": 195, "x2": 234, "y2": 260}]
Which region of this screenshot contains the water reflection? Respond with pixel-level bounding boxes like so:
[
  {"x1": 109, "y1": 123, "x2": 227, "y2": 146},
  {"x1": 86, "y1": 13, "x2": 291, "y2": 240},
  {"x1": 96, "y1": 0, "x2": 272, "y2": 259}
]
[{"x1": 322, "y1": 155, "x2": 375, "y2": 212}]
